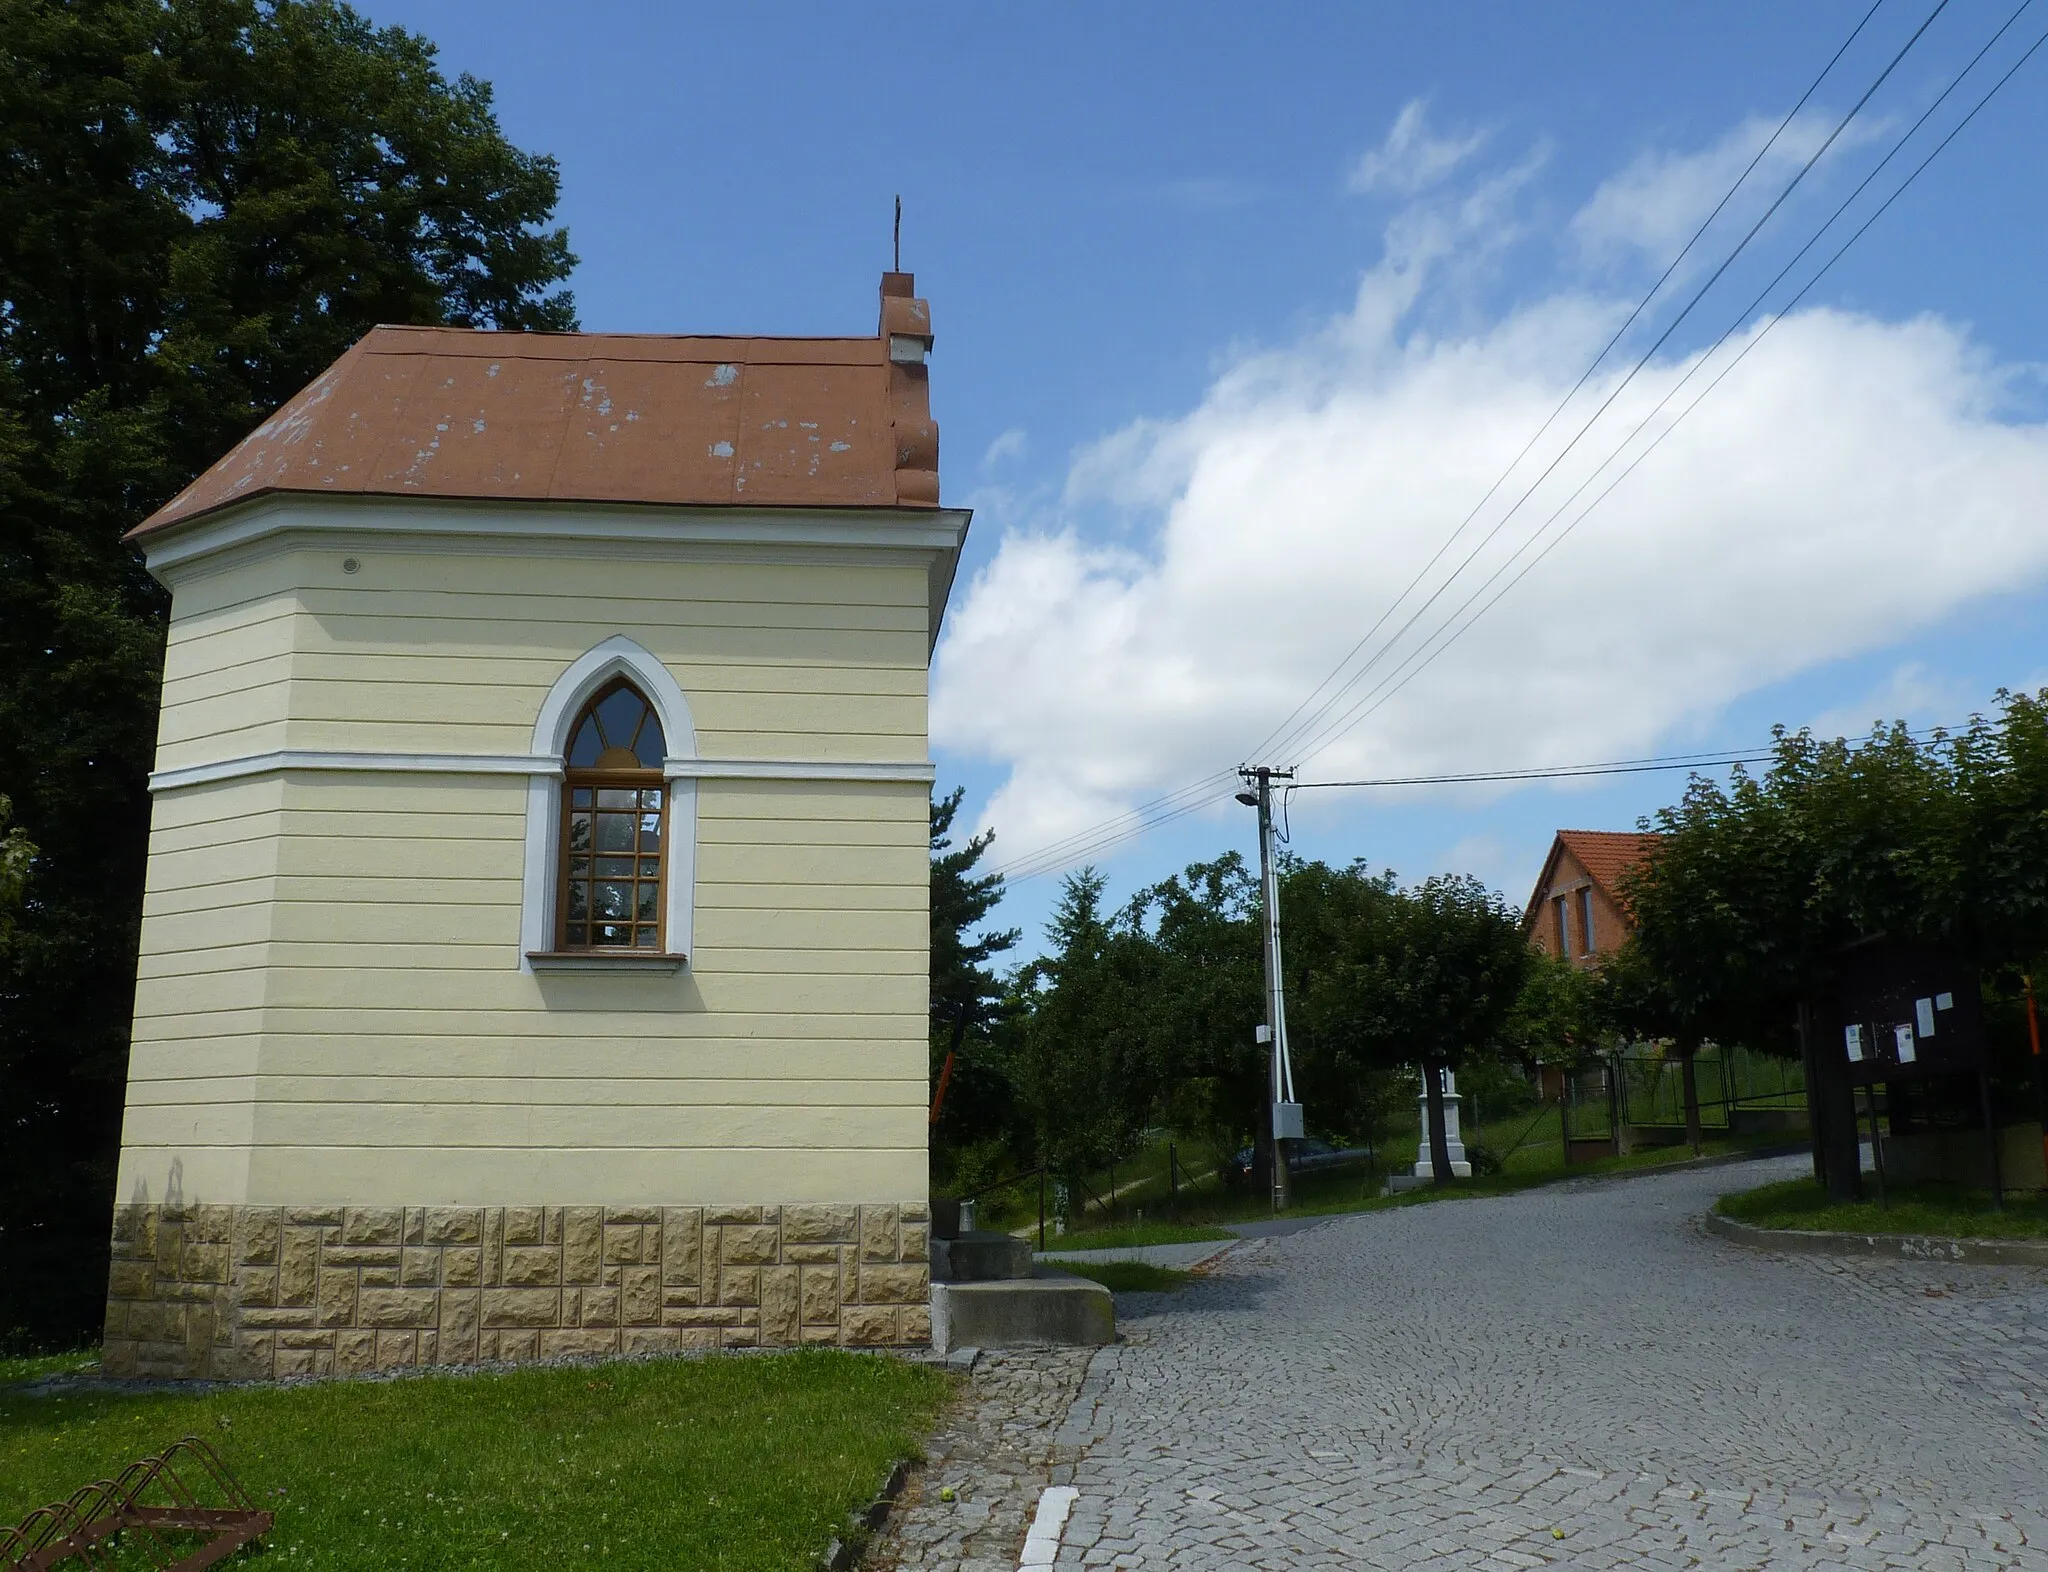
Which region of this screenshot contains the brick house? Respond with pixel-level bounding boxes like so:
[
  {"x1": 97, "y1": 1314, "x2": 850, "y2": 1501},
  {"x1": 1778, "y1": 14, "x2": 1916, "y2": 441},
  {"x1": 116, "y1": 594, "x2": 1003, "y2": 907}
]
[{"x1": 1521, "y1": 829, "x2": 1664, "y2": 968}]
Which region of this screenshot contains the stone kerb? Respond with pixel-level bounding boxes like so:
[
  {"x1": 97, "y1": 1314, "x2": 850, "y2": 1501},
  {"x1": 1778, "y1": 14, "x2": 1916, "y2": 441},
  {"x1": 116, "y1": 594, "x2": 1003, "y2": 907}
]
[
  {"x1": 103, "y1": 1200, "x2": 932, "y2": 1380},
  {"x1": 1703, "y1": 1209, "x2": 2048, "y2": 1267}
]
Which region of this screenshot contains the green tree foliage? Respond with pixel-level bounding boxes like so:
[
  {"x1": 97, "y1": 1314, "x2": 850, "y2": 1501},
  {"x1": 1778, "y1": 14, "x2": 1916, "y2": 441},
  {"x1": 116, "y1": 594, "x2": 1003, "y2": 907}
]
[
  {"x1": 927, "y1": 788, "x2": 1019, "y2": 1178},
  {"x1": 0, "y1": 0, "x2": 575, "y2": 1345},
  {"x1": 1011, "y1": 870, "x2": 1162, "y2": 1183},
  {"x1": 0, "y1": 795, "x2": 33, "y2": 941}
]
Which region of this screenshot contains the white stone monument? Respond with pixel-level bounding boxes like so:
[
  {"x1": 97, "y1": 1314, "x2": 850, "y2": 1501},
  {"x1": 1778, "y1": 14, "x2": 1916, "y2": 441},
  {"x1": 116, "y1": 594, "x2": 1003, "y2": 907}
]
[{"x1": 1414, "y1": 1068, "x2": 1473, "y2": 1179}]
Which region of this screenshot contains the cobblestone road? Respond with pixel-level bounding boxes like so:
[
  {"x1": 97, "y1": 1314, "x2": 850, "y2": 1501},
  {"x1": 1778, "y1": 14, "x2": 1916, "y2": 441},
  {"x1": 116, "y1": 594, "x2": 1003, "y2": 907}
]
[{"x1": 1047, "y1": 1156, "x2": 2048, "y2": 1570}]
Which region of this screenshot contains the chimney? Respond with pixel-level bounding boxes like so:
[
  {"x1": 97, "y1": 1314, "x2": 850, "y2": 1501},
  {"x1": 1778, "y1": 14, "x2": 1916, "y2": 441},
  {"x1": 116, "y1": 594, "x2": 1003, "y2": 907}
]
[
  {"x1": 880, "y1": 272, "x2": 933, "y2": 364},
  {"x1": 880, "y1": 273, "x2": 938, "y2": 506}
]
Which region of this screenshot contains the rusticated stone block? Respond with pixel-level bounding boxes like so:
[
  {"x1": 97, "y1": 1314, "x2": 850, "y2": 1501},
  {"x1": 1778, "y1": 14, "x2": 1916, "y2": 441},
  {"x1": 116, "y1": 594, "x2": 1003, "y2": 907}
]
[
  {"x1": 375, "y1": 1332, "x2": 417, "y2": 1370},
  {"x1": 183, "y1": 1241, "x2": 229, "y2": 1285},
  {"x1": 859, "y1": 1206, "x2": 900, "y2": 1263},
  {"x1": 859, "y1": 1264, "x2": 928, "y2": 1306},
  {"x1": 540, "y1": 1328, "x2": 619, "y2": 1360},
  {"x1": 720, "y1": 1267, "x2": 761, "y2": 1306},
  {"x1": 336, "y1": 1329, "x2": 377, "y2": 1376},
  {"x1": 704, "y1": 1203, "x2": 761, "y2": 1225},
  {"x1": 783, "y1": 1204, "x2": 858, "y2": 1244},
  {"x1": 800, "y1": 1265, "x2": 840, "y2": 1325},
  {"x1": 606, "y1": 1204, "x2": 661, "y2": 1224},
  {"x1": 236, "y1": 1208, "x2": 282, "y2": 1265},
  {"x1": 322, "y1": 1245, "x2": 400, "y2": 1269},
  {"x1": 622, "y1": 1268, "x2": 661, "y2": 1325},
  {"x1": 502, "y1": 1247, "x2": 560, "y2": 1287},
  {"x1": 111, "y1": 1206, "x2": 151, "y2": 1247},
  {"x1": 760, "y1": 1266, "x2": 800, "y2": 1345},
  {"x1": 476, "y1": 1330, "x2": 500, "y2": 1362},
  {"x1": 902, "y1": 1201, "x2": 929, "y2": 1224},
  {"x1": 401, "y1": 1248, "x2": 441, "y2": 1288},
  {"x1": 622, "y1": 1327, "x2": 682, "y2": 1355},
  {"x1": 721, "y1": 1225, "x2": 780, "y2": 1265},
  {"x1": 237, "y1": 1266, "x2": 278, "y2": 1307},
  {"x1": 481, "y1": 1288, "x2": 559, "y2": 1328},
  {"x1": 108, "y1": 1259, "x2": 155, "y2": 1300},
  {"x1": 901, "y1": 1305, "x2": 932, "y2": 1345},
  {"x1": 240, "y1": 1306, "x2": 317, "y2": 1329},
  {"x1": 418, "y1": 1331, "x2": 438, "y2": 1365},
  {"x1": 359, "y1": 1268, "x2": 398, "y2": 1288},
  {"x1": 784, "y1": 1242, "x2": 841, "y2": 1266},
  {"x1": 443, "y1": 1248, "x2": 481, "y2": 1287},
  {"x1": 188, "y1": 1205, "x2": 235, "y2": 1244},
  {"x1": 497, "y1": 1330, "x2": 540, "y2": 1363},
  {"x1": 666, "y1": 1306, "x2": 741, "y2": 1328},
  {"x1": 317, "y1": 1269, "x2": 357, "y2": 1328},
  {"x1": 841, "y1": 1304, "x2": 899, "y2": 1345},
  {"x1": 101, "y1": 1340, "x2": 139, "y2": 1378},
  {"x1": 661, "y1": 1210, "x2": 702, "y2": 1285},
  {"x1": 563, "y1": 1208, "x2": 602, "y2": 1283},
  {"x1": 279, "y1": 1230, "x2": 319, "y2": 1306},
  {"x1": 579, "y1": 1287, "x2": 620, "y2": 1327},
  {"x1": 154, "y1": 1221, "x2": 184, "y2": 1277},
  {"x1": 275, "y1": 1347, "x2": 319, "y2": 1380},
  {"x1": 424, "y1": 1207, "x2": 482, "y2": 1245},
  {"x1": 103, "y1": 1299, "x2": 127, "y2": 1338},
  {"x1": 286, "y1": 1206, "x2": 344, "y2": 1227},
  {"x1": 543, "y1": 1208, "x2": 564, "y2": 1246},
  {"x1": 343, "y1": 1207, "x2": 402, "y2": 1246},
  {"x1": 358, "y1": 1288, "x2": 440, "y2": 1328},
  {"x1": 440, "y1": 1291, "x2": 480, "y2": 1345},
  {"x1": 503, "y1": 1207, "x2": 545, "y2": 1245},
  {"x1": 603, "y1": 1225, "x2": 646, "y2": 1265},
  {"x1": 232, "y1": 1332, "x2": 276, "y2": 1380},
  {"x1": 900, "y1": 1224, "x2": 929, "y2": 1263},
  {"x1": 722, "y1": 1325, "x2": 759, "y2": 1349},
  {"x1": 278, "y1": 1329, "x2": 335, "y2": 1350},
  {"x1": 800, "y1": 1324, "x2": 840, "y2": 1346}
]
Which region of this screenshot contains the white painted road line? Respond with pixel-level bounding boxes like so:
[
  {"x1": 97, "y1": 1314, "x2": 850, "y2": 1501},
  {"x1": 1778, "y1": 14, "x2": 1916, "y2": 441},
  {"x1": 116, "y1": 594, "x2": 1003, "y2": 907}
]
[{"x1": 1018, "y1": 1484, "x2": 1078, "y2": 1567}]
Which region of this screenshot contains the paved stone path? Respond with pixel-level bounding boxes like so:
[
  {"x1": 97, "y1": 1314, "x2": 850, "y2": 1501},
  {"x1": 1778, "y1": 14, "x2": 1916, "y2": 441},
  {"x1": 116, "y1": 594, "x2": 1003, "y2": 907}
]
[{"x1": 1052, "y1": 1155, "x2": 2048, "y2": 1569}]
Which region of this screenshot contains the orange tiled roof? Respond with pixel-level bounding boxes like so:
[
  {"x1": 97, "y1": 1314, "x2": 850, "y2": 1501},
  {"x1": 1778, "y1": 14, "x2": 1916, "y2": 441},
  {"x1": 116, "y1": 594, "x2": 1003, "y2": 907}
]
[
  {"x1": 1553, "y1": 829, "x2": 1664, "y2": 903},
  {"x1": 129, "y1": 273, "x2": 941, "y2": 539}
]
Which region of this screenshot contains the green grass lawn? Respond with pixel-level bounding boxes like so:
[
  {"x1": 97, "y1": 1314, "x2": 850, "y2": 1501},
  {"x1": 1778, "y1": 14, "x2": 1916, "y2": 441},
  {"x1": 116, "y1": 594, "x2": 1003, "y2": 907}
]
[
  {"x1": 1041, "y1": 1261, "x2": 1191, "y2": 1294},
  {"x1": 0, "y1": 1350, "x2": 99, "y2": 1386},
  {"x1": 1717, "y1": 1177, "x2": 2048, "y2": 1241},
  {"x1": 0, "y1": 1349, "x2": 950, "y2": 1571},
  {"x1": 1038, "y1": 1221, "x2": 1235, "y2": 1251}
]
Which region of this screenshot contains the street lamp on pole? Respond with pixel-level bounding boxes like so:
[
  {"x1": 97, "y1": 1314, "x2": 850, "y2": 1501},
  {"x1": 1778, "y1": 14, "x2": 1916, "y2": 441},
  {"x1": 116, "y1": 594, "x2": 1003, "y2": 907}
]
[{"x1": 1237, "y1": 765, "x2": 1301, "y2": 1212}]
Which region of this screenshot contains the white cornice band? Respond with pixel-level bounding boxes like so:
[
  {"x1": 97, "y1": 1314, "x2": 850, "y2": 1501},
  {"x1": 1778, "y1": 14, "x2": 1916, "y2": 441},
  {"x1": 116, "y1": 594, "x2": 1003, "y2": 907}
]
[{"x1": 149, "y1": 749, "x2": 937, "y2": 794}]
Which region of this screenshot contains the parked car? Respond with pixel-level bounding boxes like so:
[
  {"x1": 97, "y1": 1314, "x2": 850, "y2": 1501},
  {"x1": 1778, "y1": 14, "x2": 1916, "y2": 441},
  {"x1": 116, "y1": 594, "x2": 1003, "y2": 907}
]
[{"x1": 1225, "y1": 1138, "x2": 1374, "y2": 1186}]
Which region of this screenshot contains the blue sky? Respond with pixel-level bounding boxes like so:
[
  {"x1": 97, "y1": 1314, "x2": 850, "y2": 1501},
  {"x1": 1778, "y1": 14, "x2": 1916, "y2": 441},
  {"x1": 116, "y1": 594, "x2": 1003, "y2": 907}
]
[{"x1": 368, "y1": 1, "x2": 2048, "y2": 951}]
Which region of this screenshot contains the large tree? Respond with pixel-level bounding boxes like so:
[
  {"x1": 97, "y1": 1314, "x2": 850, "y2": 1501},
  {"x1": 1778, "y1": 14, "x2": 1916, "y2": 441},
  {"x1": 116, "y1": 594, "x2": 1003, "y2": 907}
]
[
  {"x1": 927, "y1": 787, "x2": 1019, "y2": 1178},
  {"x1": 0, "y1": 0, "x2": 575, "y2": 1346}
]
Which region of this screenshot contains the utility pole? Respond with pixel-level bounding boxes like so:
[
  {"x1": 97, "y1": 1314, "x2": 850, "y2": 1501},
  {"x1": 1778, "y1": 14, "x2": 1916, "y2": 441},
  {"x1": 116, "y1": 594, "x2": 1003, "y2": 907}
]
[{"x1": 1237, "y1": 765, "x2": 1302, "y2": 1212}]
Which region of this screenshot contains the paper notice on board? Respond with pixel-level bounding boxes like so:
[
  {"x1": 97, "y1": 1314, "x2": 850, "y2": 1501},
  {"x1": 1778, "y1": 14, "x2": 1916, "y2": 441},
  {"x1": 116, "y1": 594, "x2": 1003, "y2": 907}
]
[
  {"x1": 1895, "y1": 1023, "x2": 1917, "y2": 1064},
  {"x1": 1916, "y1": 997, "x2": 1936, "y2": 1037},
  {"x1": 1844, "y1": 1024, "x2": 1865, "y2": 1062},
  {"x1": 1936, "y1": 992, "x2": 1954, "y2": 1012}
]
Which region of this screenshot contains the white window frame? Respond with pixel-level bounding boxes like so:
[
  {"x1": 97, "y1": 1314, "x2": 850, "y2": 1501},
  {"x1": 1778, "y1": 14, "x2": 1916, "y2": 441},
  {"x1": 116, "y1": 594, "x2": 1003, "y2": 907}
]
[{"x1": 520, "y1": 636, "x2": 698, "y2": 971}]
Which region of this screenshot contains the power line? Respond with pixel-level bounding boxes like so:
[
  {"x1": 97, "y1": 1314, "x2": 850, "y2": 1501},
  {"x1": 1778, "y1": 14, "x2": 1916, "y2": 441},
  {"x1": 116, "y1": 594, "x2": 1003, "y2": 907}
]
[
  {"x1": 1243, "y1": 0, "x2": 1888, "y2": 768},
  {"x1": 1257, "y1": 0, "x2": 1953, "y2": 769},
  {"x1": 1288, "y1": 6, "x2": 2048, "y2": 767}
]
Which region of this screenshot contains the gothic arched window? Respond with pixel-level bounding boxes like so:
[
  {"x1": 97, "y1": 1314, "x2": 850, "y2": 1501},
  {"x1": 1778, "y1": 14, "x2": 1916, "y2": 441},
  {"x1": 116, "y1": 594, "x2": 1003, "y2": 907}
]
[{"x1": 558, "y1": 680, "x2": 668, "y2": 950}]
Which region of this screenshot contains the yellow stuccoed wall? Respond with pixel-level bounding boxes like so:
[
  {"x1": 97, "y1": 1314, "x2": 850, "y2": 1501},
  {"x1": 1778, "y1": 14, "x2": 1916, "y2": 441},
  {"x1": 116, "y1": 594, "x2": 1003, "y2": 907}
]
[{"x1": 107, "y1": 501, "x2": 950, "y2": 1375}]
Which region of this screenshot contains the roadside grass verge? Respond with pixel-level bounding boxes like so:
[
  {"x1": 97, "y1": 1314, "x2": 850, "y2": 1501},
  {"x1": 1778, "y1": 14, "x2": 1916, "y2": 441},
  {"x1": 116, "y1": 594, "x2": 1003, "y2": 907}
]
[
  {"x1": 1038, "y1": 1221, "x2": 1234, "y2": 1251},
  {"x1": 1043, "y1": 1261, "x2": 1191, "y2": 1294},
  {"x1": 0, "y1": 1349, "x2": 950, "y2": 1571},
  {"x1": 1716, "y1": 1177, "x2": 2048, "y2": 1240},
  {"x1": 0, "y1": 1350, "x2": 99, "y2": 1387}
]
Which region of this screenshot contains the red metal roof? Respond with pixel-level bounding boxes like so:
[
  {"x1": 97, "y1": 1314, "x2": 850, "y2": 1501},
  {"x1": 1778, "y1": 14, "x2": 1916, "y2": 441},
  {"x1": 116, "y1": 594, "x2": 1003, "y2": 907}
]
[{"x1": 129, "y1": 273, "x2": 941, "y2": 540}]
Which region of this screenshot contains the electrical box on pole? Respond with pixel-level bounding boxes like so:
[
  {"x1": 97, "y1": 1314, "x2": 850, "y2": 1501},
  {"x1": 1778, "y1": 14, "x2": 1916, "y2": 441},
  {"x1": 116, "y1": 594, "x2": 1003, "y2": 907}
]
[{"x1": 1237, "y1": 766, "x2": 1300, "y2": 1211}]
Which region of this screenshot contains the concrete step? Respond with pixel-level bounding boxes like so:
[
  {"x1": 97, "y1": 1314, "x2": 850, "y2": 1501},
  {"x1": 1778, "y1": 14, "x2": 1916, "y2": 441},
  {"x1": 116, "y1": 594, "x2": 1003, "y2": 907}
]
[
  {"x1": 929, "y1": 1268, "x2": 1115, "y2": 1353},
  {"x1": 930, "y1": 1229, "x2": 1033, "y2": 1283}
]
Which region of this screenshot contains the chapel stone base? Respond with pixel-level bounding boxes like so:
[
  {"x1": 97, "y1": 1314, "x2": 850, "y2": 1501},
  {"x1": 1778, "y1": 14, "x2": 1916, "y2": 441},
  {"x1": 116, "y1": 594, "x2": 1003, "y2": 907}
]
[{"x1": 102, "y1": 1201, "x2": 932, "y2": 1381}]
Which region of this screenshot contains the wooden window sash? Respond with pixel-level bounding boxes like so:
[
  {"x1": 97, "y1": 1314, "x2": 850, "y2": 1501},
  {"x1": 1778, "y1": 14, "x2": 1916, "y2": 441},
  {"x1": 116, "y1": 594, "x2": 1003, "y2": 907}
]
[{"x1": 556, "y1": 767, "x2": 670, "y2": 953}]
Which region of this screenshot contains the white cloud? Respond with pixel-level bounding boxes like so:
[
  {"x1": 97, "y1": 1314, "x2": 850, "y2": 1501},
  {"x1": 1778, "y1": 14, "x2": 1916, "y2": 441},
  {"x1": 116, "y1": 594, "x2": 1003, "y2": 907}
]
[
  {"x1": 1572, "y1": 111, "x2": 1884, "y2": 261},
  {"x1": 1807, "y1": 662, "x2": 1981, "y2": 742},
  {"x1": 932, "y1": 124, "x2": 2048, "y2": 869},
  {"x1": 982, "y1": 427, "x2": 1028, "y2": 469},
  {"x1": 1348, "y1": 100, "x2": 1488, "y2": 197}
]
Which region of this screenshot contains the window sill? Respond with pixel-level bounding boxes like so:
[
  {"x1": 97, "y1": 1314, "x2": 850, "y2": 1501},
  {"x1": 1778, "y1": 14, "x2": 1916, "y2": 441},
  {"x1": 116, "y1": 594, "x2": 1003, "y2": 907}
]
[{"x1": 526, "y1": 951, "x2": 688, "y2": 974}]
